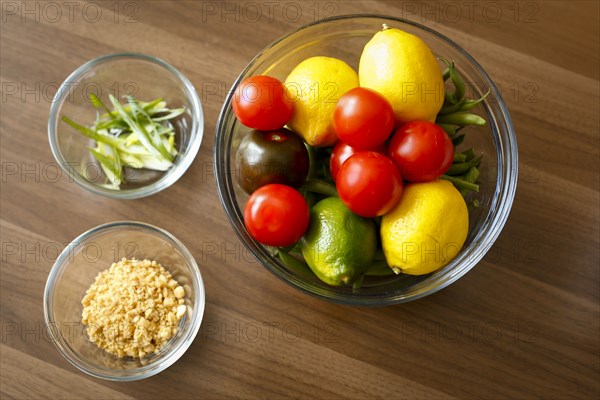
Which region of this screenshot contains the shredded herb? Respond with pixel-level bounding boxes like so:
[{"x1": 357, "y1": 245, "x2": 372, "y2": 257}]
[{"x1": 62, "y1": 94, "x2": 185, "y2": 189}]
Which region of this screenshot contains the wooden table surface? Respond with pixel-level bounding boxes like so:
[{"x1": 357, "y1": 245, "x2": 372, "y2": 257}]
[{"x1": 1, "y1": 1, "x2": 599, "y2": 399}]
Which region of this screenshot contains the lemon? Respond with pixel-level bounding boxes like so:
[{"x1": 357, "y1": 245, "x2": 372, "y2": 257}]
[
  {"x1": 284, "y1": 57, "x2": 358, "y2": 147},
  {"x1": 301, "y1": 197, "x2": 376, "y2": 285},
  {"x1": 381, "y1": 180, "x2": 468, "y2": 275},
  {"x1": 359, "y1": 26, "x2": 444, "y2": 124}
]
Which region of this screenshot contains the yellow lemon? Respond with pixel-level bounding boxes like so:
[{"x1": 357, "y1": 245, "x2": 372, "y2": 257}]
[
  {"x1": 284, "y1": 56, "x2": 358, "y2": 147},
  {"x1": 359, "y1": 25, "x2": 444, "y2": 124},
  {"x1": 381, "y1": 180, "x2": 468, "y2": 275}
]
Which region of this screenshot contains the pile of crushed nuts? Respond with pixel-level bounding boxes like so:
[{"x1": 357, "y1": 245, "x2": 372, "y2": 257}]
[{"x1": 82, "y1": 258, "x2": 187, "y2": 358}]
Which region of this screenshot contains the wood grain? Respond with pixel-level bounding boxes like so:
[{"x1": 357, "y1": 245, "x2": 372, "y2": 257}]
[{"x1": 1, "y1": 1, "x2": 598, "y2": 399}]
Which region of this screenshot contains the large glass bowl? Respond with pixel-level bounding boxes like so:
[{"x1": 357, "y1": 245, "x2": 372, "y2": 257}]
[
  {"x1": 43, "y1": 222, "x2": 205, "y2": 380},
  {"x1": 214, "y1": 15, "x2": 518, "y2": 306},
  {"x1": 48, "y1": 53, "x2": 204, "y2": 199}
]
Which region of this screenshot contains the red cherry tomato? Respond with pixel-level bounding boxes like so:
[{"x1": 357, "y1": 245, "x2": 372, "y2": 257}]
[
  {"x1": 244, "y1": 184, "x2": 309, "y2": 246},
  {"x1": 329, "y1": 141, "x2": 386, "y2": 182},
  {"x1": 232, "y1": 76, "x2": 293, "y2": 131},
  {"x1": 333, "y1": 87, "x2": 395, "y2": 150},
  {"x1": 387, "y1": 121, "x2": 454, "y2": 182},
  {"x1": 336, "y1": 152, "x2": 403, "y2": 217}
]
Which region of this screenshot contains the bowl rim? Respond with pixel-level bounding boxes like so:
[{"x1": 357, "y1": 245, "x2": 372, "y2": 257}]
[
  {"x1": 48, "y1": 52, "x2": 204, "y2": 200},
  {"x1": 43, "y1": 221, "x2": 206, "y2": 380},
  {"x1": 214, "y1": 14, "x2": 518, "y2": 306}
]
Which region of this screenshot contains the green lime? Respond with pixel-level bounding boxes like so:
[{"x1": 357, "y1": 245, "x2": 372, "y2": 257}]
[{"x1": 300, "y1": 197, "x2": 376, "y2": 286}]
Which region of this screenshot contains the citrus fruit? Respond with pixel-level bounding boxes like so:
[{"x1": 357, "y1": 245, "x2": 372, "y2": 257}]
[
  {"x1": 380, "y1": 180, "x2": 468, "y2": 275},
  {"x1": 284, "y1": 56, "x2": 359, "y2": 147},
  {"x1": 359, "y1": 25, "x2": 444, "y2": 124},
  {"x1": 300, "y1": 197, "x2": 376, "y2": 285}
]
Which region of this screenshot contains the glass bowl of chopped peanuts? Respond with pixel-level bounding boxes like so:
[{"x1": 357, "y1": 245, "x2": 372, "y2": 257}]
[{"x1": 43, "y1": 221, "x2": 205, "y2": 381}]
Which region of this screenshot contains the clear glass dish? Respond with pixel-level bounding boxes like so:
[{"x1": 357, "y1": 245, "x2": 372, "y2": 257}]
[
  {"x1": 43, "y1": 221, "x2": 205, "y2": 380},
  {"x1": 48, "y1": 53, "x2": 203, "y2": 199},
  {"x1": 215, "y1": 15, "x2": 518, "y2": 306}
]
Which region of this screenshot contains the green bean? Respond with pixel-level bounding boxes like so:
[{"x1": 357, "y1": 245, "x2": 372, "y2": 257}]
[
  {"x1": 438, "y1": 123, "x2": 457, "y2": 137},
  {"x1": 451, "y1": 72, "x2": 465, "y2": 103},
  {"x1": 300, "y1": 179, "x2": 338, "y2": 197},
  {"x1": 446, "y1": 163, "x2": 473, "y2": 176},
  {"x1": 277, "y1": 243, "x2": 295, "y2": 254},
  {"x1": 459, "y1": 90, "x2": 490, "y2": 112},
  {"x1": 461, "y1": 147, "x2": 476, "y2": 161},
  {"x1": 439, "y1": 58, "x2": 465, "y2": 104},
  {"x1": 352, "y1": 274, "x2": 365, "y2": 293},
  {"x1": 447, "y1": 156, "x2": 481, "y2": 175},
  {"x1": 459, "y1": 166, "x2": 480, "y2": 197},
  {"x1": 468, "y1": 199, "x2": 480, "y2": 211},
  {"x1": 442, "y1": 66, "x2": 451, "y2": 81},
  {"x1": 452, "y1": 134, "x2": 465, "y2": 146},
  {"x1": 464, "y1": 165, "x2": 480, "y2": 183},
  {"x1": 365, "y1": 260, "x2": 395, "y2": 276},
  {"x1": 440, "y1": 57, "x2": 454, "y2": 81},
  {"x1": 276, "y1": 250, "x2": 313, "y2": 278},
  {"x1": 441, "y1": 175, "x2": 479, "y2": 192},
  {"x1": 439, "y1": 98, "x2": 466, "y2": 115},
  {"x1": 306, "y1": 144, "x2": 317, "y2": 179},
  {"x1": 303, "y1": 191, "x2": 316, "y2": 208},
  {"x1": 453, "y1": 153, "x2": 467, "y2": 163},
  {"x1": 436, "y1": 112, "x2": 486, "y2": 126}
]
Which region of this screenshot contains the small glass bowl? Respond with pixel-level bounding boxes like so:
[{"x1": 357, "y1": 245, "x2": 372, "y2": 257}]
[
  {"x1": 215, "y1": 15, "x2": 518, "y2": 305},
  {"x1": 48, "y1": 53, "x2": 203, "y2": 199},
  {"x1": 43, "y1": 221, "x2": 205, "y2": 381}
]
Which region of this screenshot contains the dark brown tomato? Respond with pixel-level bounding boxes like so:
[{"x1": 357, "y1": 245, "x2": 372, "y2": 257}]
[{"x1": 235, "y1": 128, "x2": 309, "y2": 194}]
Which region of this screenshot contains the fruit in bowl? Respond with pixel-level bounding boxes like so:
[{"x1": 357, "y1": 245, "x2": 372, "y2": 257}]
[
  {"x1": 231, "y1": 26, "x2": 486, "y2": 285},
  {"x1": 215, "y1": 15, "x2": 518, "y2": 305}
]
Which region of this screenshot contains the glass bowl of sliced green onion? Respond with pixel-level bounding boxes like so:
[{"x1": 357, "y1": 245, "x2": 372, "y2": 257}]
[{"x1": 48, "y1": 53, "x2": 203, "y2": 199}]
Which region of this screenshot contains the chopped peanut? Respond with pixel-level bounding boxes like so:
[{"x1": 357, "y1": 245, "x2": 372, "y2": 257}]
[
  {"x1": 174, "y1": 286, "x2": 185, "y2": 299},
  {"x1": 81, "y1": 258, "x2": 187, "y2": 358}
]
